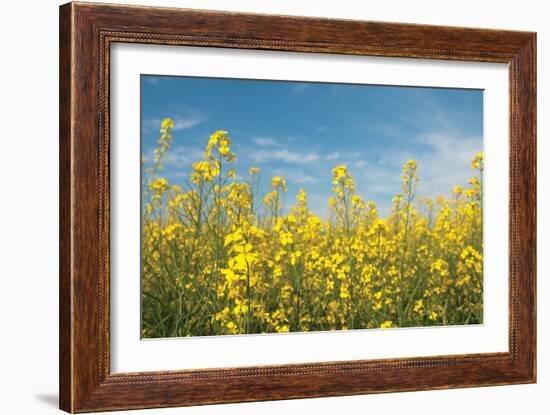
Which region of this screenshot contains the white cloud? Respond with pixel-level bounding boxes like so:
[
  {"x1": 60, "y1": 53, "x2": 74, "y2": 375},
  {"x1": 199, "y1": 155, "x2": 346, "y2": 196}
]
[
  {"x1": 417, "y1": 133, "x2": 482, "y2": 196},
  {"x1": 250, "y1": 148, "x2": 320, "y2": 164},
  {"x1": 165, "y1": 147, "x2": 204, "y2": 167},
  {"x1": 351, "y1": 159, "x2": 368, "y2": 168},
  {"x1": 306, "y1": 133, "x2": 482, "y2": 216},
  {"x1": 291, "y1": 83, "x2": 309, "y2": 94},
  {"x1": 171, "y1": 114, "x2": 205, "y2": 131},
  {"x1": 143, "y1": 118, "x2": 163, "y2": 132},
  {"x1": 377, "y1": 132, "x2": 482, "y2": 201},
  {"x1": 144, "y1": 77, "x2": 160, "y2": 85},
  {"x1": 143, "y1": 146, "x2": 204, "y2": 169},
  {"x1": 252, "y1": 137, "x2": 280, "y2": 147},
  {"x1": 293, "y1": 175, "x2": 319, "y2": 184},
  {"x1": 143, "y1": 111, "x2": 204, "y2": 133}
]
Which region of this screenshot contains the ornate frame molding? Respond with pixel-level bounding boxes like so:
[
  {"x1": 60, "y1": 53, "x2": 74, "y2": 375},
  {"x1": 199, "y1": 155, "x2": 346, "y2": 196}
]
[{"x1": 60, "y1": 2, "x2": 536, "y2": 412}]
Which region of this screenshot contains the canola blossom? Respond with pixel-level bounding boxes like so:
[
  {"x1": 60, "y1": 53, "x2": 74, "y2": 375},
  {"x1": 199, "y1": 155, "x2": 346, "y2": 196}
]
[{"x1": 141, "y1": 118, "x2": 484, "y2": 338}]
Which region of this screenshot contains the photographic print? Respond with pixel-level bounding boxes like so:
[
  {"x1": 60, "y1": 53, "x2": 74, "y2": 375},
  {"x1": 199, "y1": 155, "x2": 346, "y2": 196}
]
[{"x1": 140, "y1": 76, "x2": 484, "y2": 339}]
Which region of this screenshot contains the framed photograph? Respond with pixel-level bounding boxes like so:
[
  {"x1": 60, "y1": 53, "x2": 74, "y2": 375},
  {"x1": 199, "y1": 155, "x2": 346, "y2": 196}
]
[{"x1": 59, "y1": 2, "x2": 536, "y2": 412}]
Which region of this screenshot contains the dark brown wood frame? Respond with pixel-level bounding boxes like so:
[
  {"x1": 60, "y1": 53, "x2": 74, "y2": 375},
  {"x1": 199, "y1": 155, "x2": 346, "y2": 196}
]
[{"x1": 59, "y1": 2, "x2": 536, "y2": 412}]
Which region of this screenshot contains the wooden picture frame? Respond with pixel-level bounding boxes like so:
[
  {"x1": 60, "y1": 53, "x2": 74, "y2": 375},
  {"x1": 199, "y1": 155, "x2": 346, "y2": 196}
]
[{"x1": 59, "y1": 2, "x2": 536, "y2": 412}]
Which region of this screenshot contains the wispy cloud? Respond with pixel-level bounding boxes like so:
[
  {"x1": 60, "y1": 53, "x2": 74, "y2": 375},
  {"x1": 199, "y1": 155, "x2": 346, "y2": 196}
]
[
  {"x1": 143, "y1": 111, "x2": 205, "y2": 133},
  {"x1": 291, "y1": 83, "x2": 309, "y2": 94},
  {"x1": 172, "y1": 114, "x2": 205, "y2": 131},
  {"x1": 252, "y1": 137, "x2": 280, "y2": 147},
  {"x1": 298, "y1": 132, "x2": 482, "y2": 216},
  {"x1": 377, "y1": 132, "x2": 482, "y2": 200},
  {"x1": 415, "y1": 133, "x2": 481, "y2": 197},
  {"x1": 144, "y1": 77, "x2": 160, "y2": 85},
  {"x1": 249, "y1": 148, "x2": 320, "y2": 164},
  {"x1": 294, "y1": 175, "x2": 318, "y2": 184},
  {"x1": 325, "y1": 152, "x2": 340, "y2": 161},
  {"x1": 143, "y1": 146, "x2": 204, "y2": 169}
]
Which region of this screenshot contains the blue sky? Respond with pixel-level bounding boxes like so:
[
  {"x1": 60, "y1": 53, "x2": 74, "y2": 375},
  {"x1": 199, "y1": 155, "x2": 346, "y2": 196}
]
[{"x1": 141, "y1": 75, "x2": 483, "y2": 217}]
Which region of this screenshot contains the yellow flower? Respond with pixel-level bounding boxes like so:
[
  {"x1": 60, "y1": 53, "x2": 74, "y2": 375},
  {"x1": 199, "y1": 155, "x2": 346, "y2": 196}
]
[
  {"x1": 219, "y1": 139, "x2": 231, "y2": 156},
  {"x1": 471, "y1": 152, "x2": 484, "y2": 170},
  {"x1": 149, "y1": 178, "x2": 169, "y2": 199},
  {"x1": 142, "y1": 125, "x2": 484, "y2": 338},
  {"x1": 332, "y1": 165, "x2": 348, "y2": 183},
  {"x1": 296, "y1": 188, "x2": 307, "y2": 203},
  {"x1": 405, "y1": 159, "x2": 417, "y2": 170},
  {"x1": 160, "y1": 117, "x2": 174, "y2": 131},
  {"x1": 162, "y1": 223, "x2": 182, "y2": 241},
  {"x1": 191, "y1": 161, "x2": 219, "y2": 183},
  {"x1": 279, "y1": 232, "x2": 293, "y2": 246},
  {"x1": 339, "y1": 285, "x2": 350, "y2": 299},
  {"x1": 221, "y1": 269, "x2": 238, "y2": 284},
  {"x1": 271, "y1": 176, "x2": 287, "y2": 191},
  {"x1": 149, "y1": 177, "x2": 169, "y2": 192},
  {"x1": 205, "y1": 130, "x2": 234, "y2": 160},
  {"x1": 224, "y1": 230, "x2": 243, "y2": 247},
  {"x1": 277, "y1": 325, "x2": 289, "y2": 333}
]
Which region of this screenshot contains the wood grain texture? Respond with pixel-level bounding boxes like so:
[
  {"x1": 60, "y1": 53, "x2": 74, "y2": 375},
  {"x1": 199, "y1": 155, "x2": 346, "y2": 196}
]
[
  {"x1": 59, "y1": 3, "x2": 73, "y2": 411},
  {"x1": 59, "y1": 2, "x2": 536, "y2": 412}
]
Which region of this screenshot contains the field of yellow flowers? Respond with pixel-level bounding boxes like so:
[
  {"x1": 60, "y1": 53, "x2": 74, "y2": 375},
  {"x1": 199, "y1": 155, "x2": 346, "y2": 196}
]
[{"x1": 141, "y1": 118, "x2": 483, "y2": 338}]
